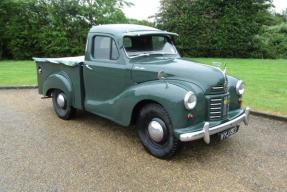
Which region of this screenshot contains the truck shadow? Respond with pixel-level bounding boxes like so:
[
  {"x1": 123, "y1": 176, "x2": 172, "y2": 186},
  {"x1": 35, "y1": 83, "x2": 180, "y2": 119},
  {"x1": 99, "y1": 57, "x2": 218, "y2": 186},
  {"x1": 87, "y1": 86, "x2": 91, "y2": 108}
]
[{"x1": 73, "y1": 110, "x2": 230, "y2": 161}]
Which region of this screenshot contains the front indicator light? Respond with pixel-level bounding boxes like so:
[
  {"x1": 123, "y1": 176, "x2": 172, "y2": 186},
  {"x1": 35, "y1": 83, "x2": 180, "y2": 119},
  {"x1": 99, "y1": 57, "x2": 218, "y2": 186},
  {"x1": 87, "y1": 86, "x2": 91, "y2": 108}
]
[{"x1": 187, "y1": 113, "x2": 193, "y2": 120}]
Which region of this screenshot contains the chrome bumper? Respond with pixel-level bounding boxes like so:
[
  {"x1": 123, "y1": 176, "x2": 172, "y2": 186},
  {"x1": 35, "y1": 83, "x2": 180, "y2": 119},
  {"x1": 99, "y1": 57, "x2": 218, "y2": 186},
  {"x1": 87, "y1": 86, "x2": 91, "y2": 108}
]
[{"x1": 179, "y1": 107, "x2": 250, "y2": 143}]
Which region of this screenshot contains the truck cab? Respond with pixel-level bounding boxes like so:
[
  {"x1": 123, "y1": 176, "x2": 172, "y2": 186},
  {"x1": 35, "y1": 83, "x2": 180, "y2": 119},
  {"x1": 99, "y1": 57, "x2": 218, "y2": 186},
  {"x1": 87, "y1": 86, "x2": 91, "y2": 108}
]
[{"x1": 34, "y1": 24, "x2": 250, "y2": 159}]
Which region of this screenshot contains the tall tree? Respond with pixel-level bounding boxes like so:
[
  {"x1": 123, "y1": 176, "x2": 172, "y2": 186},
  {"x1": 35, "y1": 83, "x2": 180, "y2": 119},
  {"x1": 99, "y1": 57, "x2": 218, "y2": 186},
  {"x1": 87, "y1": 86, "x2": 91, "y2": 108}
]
[
  {"x1": 0, "y1": 0, "x2": 16, "y2": 58},
  {"x1": 156, "y1": 0, "x2": 272, "y2": 57},
  {"x1": 0, "y1": 0, "x2": 130, "y2": 59}
]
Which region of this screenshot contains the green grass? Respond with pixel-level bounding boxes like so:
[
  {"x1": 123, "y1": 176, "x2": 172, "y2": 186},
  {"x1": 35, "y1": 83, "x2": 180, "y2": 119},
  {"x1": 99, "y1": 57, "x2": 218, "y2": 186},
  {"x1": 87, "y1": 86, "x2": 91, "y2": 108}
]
[
  {"x1": 0, "y1": 59, "x2": 286, "y2": 115},
  {"x1": 190, "y1": 58, "x2": 287, "y2": 116},
  {"x1": 0, "y1": 60, "x2": 36, "y2": 86}
]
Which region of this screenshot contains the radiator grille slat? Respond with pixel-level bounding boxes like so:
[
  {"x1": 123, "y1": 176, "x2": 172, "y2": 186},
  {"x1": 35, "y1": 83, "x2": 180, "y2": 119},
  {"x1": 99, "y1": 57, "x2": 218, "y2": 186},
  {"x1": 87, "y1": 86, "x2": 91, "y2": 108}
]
[
  {"x1": 208, "y1": 95, "x2": 229, "y2": 121},
  {"x1": 211, "y1": 85, "x2": 225, "y2": 94},
  {"x1": 208, "y1": 97, "x2": 223, "y2": 120}
]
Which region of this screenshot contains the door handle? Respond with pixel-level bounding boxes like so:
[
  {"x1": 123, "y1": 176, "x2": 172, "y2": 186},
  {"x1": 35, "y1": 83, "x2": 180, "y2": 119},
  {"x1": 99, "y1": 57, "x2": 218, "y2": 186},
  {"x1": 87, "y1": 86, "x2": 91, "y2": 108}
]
[
  {"x1": 134, "y1": 66, "x2": 146, "y2": 70},
  {"x1": 85, "y1": 64, "x2": 93, "y2": 70}
]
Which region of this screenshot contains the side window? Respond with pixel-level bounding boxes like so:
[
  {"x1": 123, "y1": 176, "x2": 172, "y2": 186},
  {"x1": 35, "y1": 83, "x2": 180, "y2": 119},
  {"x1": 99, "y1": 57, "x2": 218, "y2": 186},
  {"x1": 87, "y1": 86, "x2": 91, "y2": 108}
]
[
  {"x1": 93, "y1": 36, "x2": 119, "y2": 60},
  {"x1": 94, "y1": 36, "x2": 110, "y2": 60}
]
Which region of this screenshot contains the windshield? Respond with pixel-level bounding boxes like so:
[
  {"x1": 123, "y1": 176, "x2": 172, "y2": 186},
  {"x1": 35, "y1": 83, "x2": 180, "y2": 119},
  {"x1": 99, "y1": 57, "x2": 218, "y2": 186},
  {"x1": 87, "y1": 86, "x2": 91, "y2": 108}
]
[{"x1": 123, "y1": 35, "x2": 178, "y2": 58}]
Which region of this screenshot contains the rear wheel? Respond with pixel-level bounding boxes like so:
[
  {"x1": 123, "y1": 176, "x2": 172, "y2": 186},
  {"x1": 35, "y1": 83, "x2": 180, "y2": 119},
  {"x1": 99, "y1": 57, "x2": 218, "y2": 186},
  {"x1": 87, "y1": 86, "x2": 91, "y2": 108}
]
[
  {"x1": 52, "y1": 89, "x2": 75, "y2": 120},
  {"x1": 136, "y1": 104, "x2": 181, "y2": 159}
]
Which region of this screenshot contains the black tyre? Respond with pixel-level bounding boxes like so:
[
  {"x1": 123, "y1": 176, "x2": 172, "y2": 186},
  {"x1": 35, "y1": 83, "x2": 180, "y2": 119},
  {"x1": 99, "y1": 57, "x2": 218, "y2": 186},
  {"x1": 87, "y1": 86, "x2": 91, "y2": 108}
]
[
  {"x1": 52, "y1": 89, "x2": 75, "y2": 120},
  {"x1": 136, "y1": 104, "x2": 181, "y2": 159}
]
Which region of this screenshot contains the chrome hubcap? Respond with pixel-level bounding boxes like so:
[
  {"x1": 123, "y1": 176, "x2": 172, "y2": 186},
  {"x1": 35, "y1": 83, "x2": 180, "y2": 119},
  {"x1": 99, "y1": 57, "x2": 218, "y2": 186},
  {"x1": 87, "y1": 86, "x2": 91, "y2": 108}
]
[
  {"x1": 56, "y1": 93, "x2": 66, "y2": 108},
  {"x1": 148, "y1": 120, "x2": 164, "y2": 142}
]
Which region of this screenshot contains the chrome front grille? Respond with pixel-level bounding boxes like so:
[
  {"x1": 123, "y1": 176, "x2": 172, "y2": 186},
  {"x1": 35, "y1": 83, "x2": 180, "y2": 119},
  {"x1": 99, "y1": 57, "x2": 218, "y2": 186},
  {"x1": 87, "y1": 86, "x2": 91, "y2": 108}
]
[
  {"x1": 211, "y1": 85, "x2": 225, "y2": 94},
  {"x1": 208, "y1": 95, "x2": 229, "y2": 120},
  {"x1": 209, "y1": 98, "x2": 223, "y2": 120},
  {"x1": 212, "y1": 86, "x2": 224, "y2": 91}
]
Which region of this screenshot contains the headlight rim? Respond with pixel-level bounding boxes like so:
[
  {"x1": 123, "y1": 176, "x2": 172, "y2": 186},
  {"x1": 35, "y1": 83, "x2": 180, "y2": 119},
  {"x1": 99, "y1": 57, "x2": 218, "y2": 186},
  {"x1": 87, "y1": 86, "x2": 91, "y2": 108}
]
[
  {"x1": 184, "y1": 91, "x2": 197, "y2": 110},
  {"x1": 236, "y1": 80, "x2": 245, "y2": 96}
]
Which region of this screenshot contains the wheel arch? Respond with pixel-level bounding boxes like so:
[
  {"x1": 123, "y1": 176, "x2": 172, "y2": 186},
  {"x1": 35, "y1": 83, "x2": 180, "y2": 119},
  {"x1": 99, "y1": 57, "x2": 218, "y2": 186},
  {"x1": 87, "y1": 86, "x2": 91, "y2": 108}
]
[
  {"x1": 43, "y1": 73, "x2": 74, "y2": 105},
  {"x1": 130, "y1": 99, "x2": 164, "y2": 126}
]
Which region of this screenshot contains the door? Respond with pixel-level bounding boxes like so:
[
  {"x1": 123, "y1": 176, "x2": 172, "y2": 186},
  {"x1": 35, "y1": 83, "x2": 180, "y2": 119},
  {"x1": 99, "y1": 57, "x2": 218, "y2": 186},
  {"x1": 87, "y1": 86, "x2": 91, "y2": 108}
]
[{"x1": 83, "y1": 35, "x2": 132, "y2": 115}]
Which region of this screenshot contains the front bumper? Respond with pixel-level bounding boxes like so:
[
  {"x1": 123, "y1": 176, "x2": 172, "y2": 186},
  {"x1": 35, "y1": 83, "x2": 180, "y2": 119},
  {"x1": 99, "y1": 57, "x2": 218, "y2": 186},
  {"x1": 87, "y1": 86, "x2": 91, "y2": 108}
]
[{"x1": 179, "y1": 107, "x2": 250, "y2": 143}]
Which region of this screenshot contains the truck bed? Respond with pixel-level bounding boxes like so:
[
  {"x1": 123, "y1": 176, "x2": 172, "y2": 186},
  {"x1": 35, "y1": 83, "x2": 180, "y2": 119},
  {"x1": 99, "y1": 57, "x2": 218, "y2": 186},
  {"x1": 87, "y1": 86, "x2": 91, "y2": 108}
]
[
  {"x1": 33, "y1": 56, "x2": 84, "y2": 67},
  {"x1": 33, "y1": 56, "x2": 85, "y2": 110}
]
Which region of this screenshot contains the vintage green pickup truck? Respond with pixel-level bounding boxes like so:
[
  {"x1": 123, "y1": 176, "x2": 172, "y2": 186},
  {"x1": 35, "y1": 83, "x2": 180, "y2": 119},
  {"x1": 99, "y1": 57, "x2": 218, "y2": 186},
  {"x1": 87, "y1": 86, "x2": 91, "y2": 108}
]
[{"x1": 34, "y1": 24, "x2": 250, "y2": 158}]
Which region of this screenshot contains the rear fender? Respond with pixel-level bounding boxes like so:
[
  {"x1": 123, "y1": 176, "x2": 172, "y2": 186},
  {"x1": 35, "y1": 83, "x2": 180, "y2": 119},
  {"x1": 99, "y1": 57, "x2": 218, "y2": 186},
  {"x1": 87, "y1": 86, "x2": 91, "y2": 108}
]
[{"x1": 43, "y1": 73, "x2": 73, "y2": 105}]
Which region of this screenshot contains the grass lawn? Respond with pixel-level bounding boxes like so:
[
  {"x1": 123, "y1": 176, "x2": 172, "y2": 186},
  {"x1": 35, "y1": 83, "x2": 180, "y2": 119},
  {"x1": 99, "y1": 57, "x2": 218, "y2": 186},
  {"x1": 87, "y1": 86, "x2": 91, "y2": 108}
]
[
  {"x1": 0, "y1": 59, "x2": 286, "y2": 116},
  {"x1": 0, "y1": 60, "x2": 36, "y2": 86},
  {"x1": 191, "y1": 58, "x2": 287, "y2": 116}
]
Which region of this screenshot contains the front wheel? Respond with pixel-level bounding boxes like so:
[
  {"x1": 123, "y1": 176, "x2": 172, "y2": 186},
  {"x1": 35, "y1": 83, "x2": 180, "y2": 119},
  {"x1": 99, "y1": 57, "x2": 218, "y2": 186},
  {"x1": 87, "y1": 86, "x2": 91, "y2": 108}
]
[
  {"x1": 52, "y1": 89, "x2": 75, "y2": 120},
  {"x1": 136, "y1": 104, "x2": 181, "y2": 159}
]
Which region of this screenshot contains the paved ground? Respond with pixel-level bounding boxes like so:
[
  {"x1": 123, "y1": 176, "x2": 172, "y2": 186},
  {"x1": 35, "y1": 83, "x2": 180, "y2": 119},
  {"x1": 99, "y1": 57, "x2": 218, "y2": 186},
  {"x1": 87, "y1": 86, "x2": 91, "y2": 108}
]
[{"x1": 0, "y1": 89, "x2": 286, "y2": 192}]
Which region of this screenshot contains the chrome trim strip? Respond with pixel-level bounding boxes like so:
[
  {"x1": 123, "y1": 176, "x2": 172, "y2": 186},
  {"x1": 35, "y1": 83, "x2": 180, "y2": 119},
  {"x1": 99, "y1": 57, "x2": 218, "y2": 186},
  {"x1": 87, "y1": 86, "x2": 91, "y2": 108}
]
[
  {"x1": 212, "y1": 86, "x2": 224, "y2": 90},
  {"x1": 210, "y1": 115, "x2": 221, "y2": 118},
  {"x1": 210, "y1": 103, "x2": 221, "y2": 106},
  {"x1": 211, "y1": 98, "x2": 222, "y2": 102},
  {"x1": 179, "y1": 107, "x2": 250, "y2": 143},
  {"x1": 210, "y1": 111, "x2": 221, "y2": 114},
  {"x1": 210, "y1": 107, "x2": 221, "y2": 110}
]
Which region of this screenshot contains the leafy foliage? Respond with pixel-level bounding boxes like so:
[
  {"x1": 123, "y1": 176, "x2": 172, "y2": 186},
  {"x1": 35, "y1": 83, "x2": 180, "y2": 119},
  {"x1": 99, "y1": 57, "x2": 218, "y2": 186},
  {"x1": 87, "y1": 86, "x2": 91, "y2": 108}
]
[
  {"x1": 254, "y1": 23, "x2": 287, "y2": 58},
  {"x1": 0, "y1": 0, "x2": 130, "y2": 59},
  {"x1": 1, "y1": 0, "x2": 286, "y2": 59},
  {"x1": 157, "y1": 0, "x2": 277, "y2": 58},
  {"x1": 127, "y1": 18, "x2": 154, "y2": 27}
]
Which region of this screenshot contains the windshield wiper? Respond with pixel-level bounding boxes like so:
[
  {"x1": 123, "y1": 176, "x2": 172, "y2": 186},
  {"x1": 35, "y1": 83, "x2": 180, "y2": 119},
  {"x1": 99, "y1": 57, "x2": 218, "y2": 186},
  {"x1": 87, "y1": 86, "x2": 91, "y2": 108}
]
[
  {"x1": 151, "y1": 52, "x2": 177, "y2": 55},
  {"x1": 129, "y1": 52, "x2": 177, "y2": 59},
  {"x1": 129, "y1": 53, "x2": 150, "y2": 59}
]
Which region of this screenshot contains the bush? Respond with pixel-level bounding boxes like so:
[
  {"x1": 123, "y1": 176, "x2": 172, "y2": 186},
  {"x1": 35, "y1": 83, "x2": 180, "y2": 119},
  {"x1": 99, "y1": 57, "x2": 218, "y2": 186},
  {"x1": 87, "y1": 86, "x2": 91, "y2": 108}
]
[
  {"x1": 157, "y1": 0, "x2": 275, "y2": 58},
  {"x1": 0, "y1": 0, "x2": 129, "y2": 59},
  {"x1": 253, "y1": 23, "x2": 287, "y2": 58}
]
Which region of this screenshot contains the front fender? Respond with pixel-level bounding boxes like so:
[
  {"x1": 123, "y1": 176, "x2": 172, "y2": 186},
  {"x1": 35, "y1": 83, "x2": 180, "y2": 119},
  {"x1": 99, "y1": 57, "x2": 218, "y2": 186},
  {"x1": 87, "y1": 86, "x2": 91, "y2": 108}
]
[
  {"x1": 107, "y1": 80, "x2": 187, "y2": 128},
  {"x1": 43, "y1": 73, "x2": 73, "y2": 105},
  {"x1": 104, "y1": 80, "x2": 204, "y2": 129}
]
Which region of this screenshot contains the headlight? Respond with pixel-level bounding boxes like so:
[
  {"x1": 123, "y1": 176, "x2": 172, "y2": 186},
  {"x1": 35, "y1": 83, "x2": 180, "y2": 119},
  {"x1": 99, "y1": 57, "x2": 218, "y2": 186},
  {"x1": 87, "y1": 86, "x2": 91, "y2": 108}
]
[
  {"x1": 236, "y1": 80, "x2": 245, "y2": 96},
  {"x1": 184, "y1": 91, "x2": 197, "y2": 110}
]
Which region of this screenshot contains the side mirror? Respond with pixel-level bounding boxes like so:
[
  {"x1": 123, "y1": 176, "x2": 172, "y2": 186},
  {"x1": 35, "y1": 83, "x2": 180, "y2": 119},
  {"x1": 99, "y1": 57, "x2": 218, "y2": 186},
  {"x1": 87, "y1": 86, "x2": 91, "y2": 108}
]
[{"x1": 158, "y1": 71, "x2": 166, "y2": 80}]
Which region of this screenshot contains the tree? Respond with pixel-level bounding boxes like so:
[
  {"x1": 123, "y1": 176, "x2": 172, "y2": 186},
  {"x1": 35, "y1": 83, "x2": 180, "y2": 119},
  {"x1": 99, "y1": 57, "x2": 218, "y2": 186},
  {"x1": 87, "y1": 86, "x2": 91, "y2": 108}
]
[
  {"x1": 0, "y1": 0, "x2": 17, "y2": 59},
  {"x1": 0, "y1": 0, "x2": 130, "y2": 59},
  {"x1": 281, "y1": 8, "x2": 287, "y2": 21},
  {"x1": 156, "y1": 0, "x2": 273, "y2": 58}
]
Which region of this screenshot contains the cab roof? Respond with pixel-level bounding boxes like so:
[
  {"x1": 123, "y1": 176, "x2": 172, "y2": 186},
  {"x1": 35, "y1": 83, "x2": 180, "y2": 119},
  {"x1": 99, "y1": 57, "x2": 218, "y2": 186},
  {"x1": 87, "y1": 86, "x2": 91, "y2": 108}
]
[{"x1": 89, "y1": 24, "x2": 178, "y2": 37}]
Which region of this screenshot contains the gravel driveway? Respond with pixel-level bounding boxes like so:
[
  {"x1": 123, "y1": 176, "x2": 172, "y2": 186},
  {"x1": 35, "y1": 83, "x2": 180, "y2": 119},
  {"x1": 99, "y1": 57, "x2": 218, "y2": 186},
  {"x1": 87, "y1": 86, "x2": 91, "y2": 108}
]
[{"x1": 0, "y1": 89, "x2": 286, "y2": 192}]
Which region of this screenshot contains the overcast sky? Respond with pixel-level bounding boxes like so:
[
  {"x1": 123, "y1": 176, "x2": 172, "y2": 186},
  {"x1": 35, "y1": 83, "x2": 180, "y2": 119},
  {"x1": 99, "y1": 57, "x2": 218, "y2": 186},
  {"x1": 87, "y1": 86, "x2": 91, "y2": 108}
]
[{"x1": 122, "y1": 0, "x2": 287, "y2": 21}]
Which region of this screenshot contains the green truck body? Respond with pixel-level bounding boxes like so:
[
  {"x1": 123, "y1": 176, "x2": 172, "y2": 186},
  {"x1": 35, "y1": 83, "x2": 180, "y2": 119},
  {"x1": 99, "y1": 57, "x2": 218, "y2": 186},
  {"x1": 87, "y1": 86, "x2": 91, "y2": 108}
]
[{"x1": 34, "y1": 24, "x2": 250, "y2": 158}]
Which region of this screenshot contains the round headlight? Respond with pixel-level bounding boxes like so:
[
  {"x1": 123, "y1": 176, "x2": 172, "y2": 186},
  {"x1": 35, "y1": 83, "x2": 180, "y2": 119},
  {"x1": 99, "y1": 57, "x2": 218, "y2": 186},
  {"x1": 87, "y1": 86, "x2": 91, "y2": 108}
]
[
  {"x1": 184, "y1": 91, "x2": 197, "y2": 110},
  {"x1": 236, "y1": 80, "x2": 245, "y2": 95}
]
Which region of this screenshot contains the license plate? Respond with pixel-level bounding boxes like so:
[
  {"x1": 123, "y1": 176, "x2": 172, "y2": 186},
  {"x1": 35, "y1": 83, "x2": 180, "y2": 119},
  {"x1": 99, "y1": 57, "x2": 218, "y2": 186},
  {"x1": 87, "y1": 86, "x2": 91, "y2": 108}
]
[{"x1": 219, "y1": 127, "x2": 239, "y2": 140}]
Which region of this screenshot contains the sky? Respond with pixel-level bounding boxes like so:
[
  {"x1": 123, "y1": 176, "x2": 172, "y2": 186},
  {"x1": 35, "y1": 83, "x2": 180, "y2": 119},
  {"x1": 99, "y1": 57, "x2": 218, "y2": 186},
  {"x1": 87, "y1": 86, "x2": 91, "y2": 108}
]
[{"x1": 122, "y1": 0, "x2": 287, "y2": 21}]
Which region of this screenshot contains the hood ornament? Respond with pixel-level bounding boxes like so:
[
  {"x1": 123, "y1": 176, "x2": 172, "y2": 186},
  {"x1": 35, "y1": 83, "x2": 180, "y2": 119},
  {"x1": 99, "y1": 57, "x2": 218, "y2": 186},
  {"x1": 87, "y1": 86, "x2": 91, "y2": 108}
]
[
  {"x1": 212, "y1": 61, "x2": 227, "y2": 76},
  {"x1": 212, "y1": 62, "x2": 228, "y2": 91}
]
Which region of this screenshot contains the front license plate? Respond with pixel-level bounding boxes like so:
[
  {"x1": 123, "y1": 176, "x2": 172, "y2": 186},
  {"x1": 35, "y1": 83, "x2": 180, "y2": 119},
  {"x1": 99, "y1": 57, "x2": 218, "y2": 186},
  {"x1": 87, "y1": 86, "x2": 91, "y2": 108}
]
[{"x1": 219, "y1": 127, "x2": 239, "y2": 140}]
